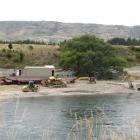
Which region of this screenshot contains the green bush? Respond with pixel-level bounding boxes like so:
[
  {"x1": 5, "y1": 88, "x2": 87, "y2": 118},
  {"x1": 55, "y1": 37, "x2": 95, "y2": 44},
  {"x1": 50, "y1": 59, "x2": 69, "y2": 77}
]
[
  {"x1": 19, "y1": 52, "x2": 24, "y2": 62},
  {"x1": 59, "y1": 35, "x2": 127, "y2": 79},
  {"x1": 8, "y1": 43, "x2": 13, "y2": 50},
  {"x1": 129, "y1": 46, "x2": 140, "y2": 52},
  {"x1": 2, "y1": 48, "x2": 6, "y2": 53},
  {"x1": 28, "y1": 45, "x2": 34, "y2": 50},
  {"x1": 136, "y1": 52, "x2": 140, "y2": 60},
  {"x1": 6, "y1": 52, "x2": 12, "y2": 59},
  {"x1": 12, "y1": 57, "x2": 20, "y2": 63}
]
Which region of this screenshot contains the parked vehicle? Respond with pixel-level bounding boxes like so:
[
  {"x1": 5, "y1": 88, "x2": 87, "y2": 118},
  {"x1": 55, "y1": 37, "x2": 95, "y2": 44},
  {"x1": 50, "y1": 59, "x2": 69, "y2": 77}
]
[
  {"x1": 22, "y1": 81, "x2": 39, "y2": 92},
  {"x1": 41, "y1": 76, "x2": 67, "y2": 88}
]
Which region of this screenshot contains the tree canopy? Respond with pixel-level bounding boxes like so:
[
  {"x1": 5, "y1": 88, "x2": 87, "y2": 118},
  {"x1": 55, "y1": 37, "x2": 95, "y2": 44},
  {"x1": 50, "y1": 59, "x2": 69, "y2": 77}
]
[{"x1": 59, "y1": 35, "x2": 127, "y2": 79}]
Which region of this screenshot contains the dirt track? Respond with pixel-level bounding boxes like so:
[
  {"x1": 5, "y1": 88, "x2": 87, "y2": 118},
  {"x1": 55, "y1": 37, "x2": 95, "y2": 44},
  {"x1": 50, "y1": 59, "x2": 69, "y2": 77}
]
[{"x1": 0, "y1": 80, "x2": 138, "y2": 100}]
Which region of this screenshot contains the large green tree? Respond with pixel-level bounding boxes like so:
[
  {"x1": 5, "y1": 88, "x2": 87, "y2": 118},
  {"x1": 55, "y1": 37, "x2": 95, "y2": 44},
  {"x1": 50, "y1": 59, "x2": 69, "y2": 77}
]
[{"x1": 59, "y1": 35, "x2": 127, "y2": 79}]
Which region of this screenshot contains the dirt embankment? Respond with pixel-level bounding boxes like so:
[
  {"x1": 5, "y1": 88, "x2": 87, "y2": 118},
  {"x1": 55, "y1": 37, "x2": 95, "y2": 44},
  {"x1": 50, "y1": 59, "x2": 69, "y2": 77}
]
[{"x1": 0, "y1": 80, "x2": 138, "y2": 100}]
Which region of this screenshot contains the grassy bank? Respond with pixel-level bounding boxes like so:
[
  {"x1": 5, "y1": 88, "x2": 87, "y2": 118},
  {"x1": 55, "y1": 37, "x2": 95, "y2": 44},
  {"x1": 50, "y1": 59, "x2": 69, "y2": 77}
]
[
  {"x1": 0, "y1": 44, "x2": 139, "y2": 69},
  {"x1": 0, "y1": 44, "x2": 60, "y2": 68}
]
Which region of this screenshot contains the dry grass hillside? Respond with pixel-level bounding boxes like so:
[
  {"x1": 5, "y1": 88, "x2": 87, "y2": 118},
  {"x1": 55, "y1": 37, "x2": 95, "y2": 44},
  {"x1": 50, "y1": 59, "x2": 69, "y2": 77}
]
[
  {"x1": 0, "y1": 44, "x2": 60, "y2": 68},
  {"x1": 114, "y1": 45, "x2": 140, "y2": 65},
  {"x1": 0, "y1": 44, "x2": 139, "y2": 69}
]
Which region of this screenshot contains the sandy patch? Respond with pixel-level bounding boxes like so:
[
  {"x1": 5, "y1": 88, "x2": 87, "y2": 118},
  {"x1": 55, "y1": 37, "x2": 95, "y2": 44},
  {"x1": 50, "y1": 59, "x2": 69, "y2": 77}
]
[{"x1": 0, "y1": 80, "x2": 138, "y2": 100}]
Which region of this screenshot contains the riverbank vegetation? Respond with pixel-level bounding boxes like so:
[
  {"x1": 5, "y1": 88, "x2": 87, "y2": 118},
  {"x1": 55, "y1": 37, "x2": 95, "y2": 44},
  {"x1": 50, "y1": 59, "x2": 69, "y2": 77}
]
[
  {"x1": 0, "y1": 44, "x2": 60, "y2": 68},
  {"x1": 108, "y1": 37, "x2": 140, "y2": 46},
  {"x1": 68, "y1": 111, "x2": 140, "y2": 140},
  {"x1": 0, "y1": 35, "x2": 140, "y2": 79},
  {"x1": 59, "y1": 35, "x2": 127, "y2": 79},
  {"x1": 0, "y1": 39, "x2": 59, "y2": 45}
]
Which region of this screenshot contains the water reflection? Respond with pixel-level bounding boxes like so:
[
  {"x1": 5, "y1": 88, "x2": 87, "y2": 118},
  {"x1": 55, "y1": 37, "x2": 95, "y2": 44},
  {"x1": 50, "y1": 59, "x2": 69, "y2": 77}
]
[{"x1": 0, "y1": 94, "x2": 140, "y2": 139}]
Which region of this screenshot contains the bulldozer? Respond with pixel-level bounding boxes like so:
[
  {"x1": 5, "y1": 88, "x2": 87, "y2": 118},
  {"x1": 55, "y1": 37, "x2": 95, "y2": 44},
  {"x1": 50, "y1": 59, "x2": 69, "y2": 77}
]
[
  {"x1": 41, "y1": 76, "x2": 67, "y2": 88},
  {"x1": 22, "y1": 81, "x2": 39, "y2": 92}
]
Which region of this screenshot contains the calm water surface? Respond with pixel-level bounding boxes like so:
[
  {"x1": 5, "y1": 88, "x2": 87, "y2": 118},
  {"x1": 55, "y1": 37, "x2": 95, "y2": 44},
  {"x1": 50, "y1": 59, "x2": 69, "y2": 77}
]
[{"x1": 0, "y1": 93, "x2": 140, "y2": 140}]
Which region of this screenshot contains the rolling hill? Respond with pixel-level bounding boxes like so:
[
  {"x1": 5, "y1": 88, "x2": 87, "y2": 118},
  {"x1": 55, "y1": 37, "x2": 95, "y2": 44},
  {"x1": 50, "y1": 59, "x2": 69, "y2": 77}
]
[{"x1": 0, "y1": 21, "x2": 140, "y2": 42}]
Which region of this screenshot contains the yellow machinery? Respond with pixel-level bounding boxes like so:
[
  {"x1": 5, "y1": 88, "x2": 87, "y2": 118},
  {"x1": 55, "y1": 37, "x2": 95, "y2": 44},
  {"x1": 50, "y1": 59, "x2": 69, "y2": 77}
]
[
  {"x1": 41, "y1": 76, "x2": 67, "y2": 88},
  {"x1": 78, "y1": 77, "x2": 89, "y2": 80},
  {"x1": 22, "y1": 81, "x2": 39, "y2": 92},
  {"x1": 77, "y1": 76, "x2": 96, "y2": 84}
]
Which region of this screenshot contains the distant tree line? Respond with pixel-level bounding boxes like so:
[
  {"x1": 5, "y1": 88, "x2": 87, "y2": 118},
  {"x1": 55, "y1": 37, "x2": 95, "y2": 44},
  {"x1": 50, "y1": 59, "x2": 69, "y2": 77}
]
[
  {"x1": 108, "y1": 37, "x2": 140, "y2": 46},
  {"x1": 0, "y1": 39, "x2": 59, "y2": 45}
]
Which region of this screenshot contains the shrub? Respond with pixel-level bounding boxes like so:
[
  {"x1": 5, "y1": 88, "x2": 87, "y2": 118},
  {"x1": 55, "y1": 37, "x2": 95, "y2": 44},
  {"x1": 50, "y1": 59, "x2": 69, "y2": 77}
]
[
  {"x1": 28, "y1": 45, "x2": 34, "y2": 50},
  {"x1": 19, "y1": 52, "x2": 24, "y2": 62},
  {"x1": 136, "y1": 52, "x2": 140, "y2": 60},
  {"x1": 2, "y1": 48, "x2": 6, "y2": 53},
  {"x1": 12, "y1": 58, "x2": 19, "y2": 63},
  {"x1": 8, "y1": 43, "x2": 13, "y2": 50},
  {"x1": 6, "y1": 52, "x2": 12, "y2": 59}
]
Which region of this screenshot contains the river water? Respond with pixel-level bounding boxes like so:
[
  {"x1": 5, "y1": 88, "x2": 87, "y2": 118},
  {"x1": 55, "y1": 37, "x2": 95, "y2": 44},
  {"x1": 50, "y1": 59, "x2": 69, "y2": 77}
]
[{"x1": 0, "y1": 93, "x2": 140, "y2": 140}]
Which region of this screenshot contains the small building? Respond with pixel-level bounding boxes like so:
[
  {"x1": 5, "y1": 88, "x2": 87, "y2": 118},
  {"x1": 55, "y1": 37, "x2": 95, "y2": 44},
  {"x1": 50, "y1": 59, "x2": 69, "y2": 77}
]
[{"x1": 17, "y1": 65, "x2": 55, "y2": 78}]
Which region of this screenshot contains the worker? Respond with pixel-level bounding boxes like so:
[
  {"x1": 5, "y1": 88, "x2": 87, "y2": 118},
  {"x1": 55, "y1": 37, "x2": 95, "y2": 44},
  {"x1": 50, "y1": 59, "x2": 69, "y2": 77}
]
[
  {"x1": 28, "y1": 81, "x2": 35, "y2": 88},
  {"x1": 89, "y1": 71, "x2": 96, "y2": 83},
  {"x1": 128, "y1": 81, "x2": 134, "y2": 89}
]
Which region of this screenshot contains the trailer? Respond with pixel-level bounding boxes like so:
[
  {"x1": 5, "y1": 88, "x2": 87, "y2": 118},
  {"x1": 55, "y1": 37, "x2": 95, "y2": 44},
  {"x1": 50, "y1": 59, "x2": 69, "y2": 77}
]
[
  {"x1": 17, "y1": 65, "x2": 55, "y2": 77},
  {"x1": 6, "y1": 77, "x2": 48, "y2": 84}
]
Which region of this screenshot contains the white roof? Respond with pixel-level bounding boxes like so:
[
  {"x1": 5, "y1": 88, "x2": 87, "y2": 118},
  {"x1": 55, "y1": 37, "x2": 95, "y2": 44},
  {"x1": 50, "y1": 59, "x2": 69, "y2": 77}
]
[{"x1": 24, "y1": 65, "x2": 55, "y2": 69}]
